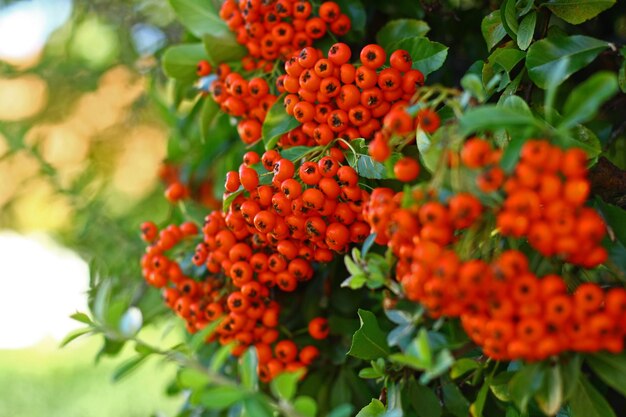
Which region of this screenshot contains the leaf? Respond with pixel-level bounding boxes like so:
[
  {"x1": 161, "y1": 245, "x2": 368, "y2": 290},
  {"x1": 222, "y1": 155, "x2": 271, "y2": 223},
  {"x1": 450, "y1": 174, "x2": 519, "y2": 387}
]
[
  {"x1": 586, "y1": 352, "x2": 626, "y2": 397},
  {"x1": 190, "y1": 319, "x2": 221, "y2": 351},
  {"x1": 347, "y1": 309, "x2": 391, "y2": 360},
  {"x1": 240, "y1": 347, "x2": 259, "y2": 390},
  {"x1": 534, "y1": 364, "x2": 563, "y2": 416},
  {"x1": 391, "y1": 37, "x2": 449, "y2": 76},
  {"x1": 482, "y1": 47, "x2": 526, "y2": 90},
  {"x1": 281, "y1": 146, "x2": 315, "y2": 161},
  {"x1": 336, "y1": 0, "x2": 366, "y2": 33},
  {"x1": 442, "y1": 382, "x2": 470, "y2": 417},
  {"x1": 500, "y1": 0, "x2": 519, "y2": 40},
  {"x1": 595, "y1": 199, "x2": 626, "y2": 246},
  {"x1": 526, "y1": 34, "x2": 608, "y2": 89},
  {"x1": 262, "y1": 95, "x2": 299, "y2": 150},
  {"x1": 361, "y1": 233, "x2": 377, "y2": 257},
  {"x1": 450, "y1": 358, "x2": 479, "y2": 379},
  {"x1": 482, "y1": 11, "x2": 507, "y2": 50},
  {"x1": 270, "y1": 370, "x2": 302, "y2": 401},
  {"x1": 508, "y1": 363, "x2": 545, "y2": 413},
  {"x1": 203, "y1": 32, "x2": 247, "y2": 65},
  {"x1": 60, "y1": 327, "x2": 92, "y2": 347},
  {"x1": 178, "y1": 368, "x2": 210, "y2": 390},
  {"x1": 459, "y1": 105, "x2": 538, "y2": 136},
  {"x1": 168, "y1": 0, "x2": 229, "y2": 39},
  {"x1": 112, "y1": 355, "x2": 148, "y2": 382},
  {"x1": 355, "y1": 399, "x2": 386, "y2": 417},
  {"x1": 560, "y1": 72, "x2": 619, "y2": 129},
  {"x1": 546, "y1": 0, "x2": 616, "y2": 25},
  {"x1": 199, "y1": 386, "x2": 246, "y2": 410},
  {"x1": 517, "y1": 11, "x2": 537, "y2": 51},
  {"x1": 359, "y1": 367, "x2": 383, "y2": 379},
  {"x1": 376, "y1": 19, "x2": 430, "y2": 50},
  {"x1": 210, "y1": 342, "x2": 235, "y2": 372},
  {"x1": 328, "y1": 404, "x2": 355, "y2": 417},
  {"x1": 356, "y1": 155, "x2": 387, "y2": 179},
  {"x1": 408, "y1": 382, "x2": 442, "y2": 417},
  {"x1": 560, "y1": 354, "x2": 582, "y2": 400},
  {"x1": 162, "y1": 43, "x2": 207, "y2": 82},
  {"x1": 461, "y1": 74, "x2": 486, "y2": 102},
  {"x1": 70, "y1": 312, "x2": 93, "y2": 325},
  {"x1": 294, "y1": 396, "x2": 318, "y2": 417},
  {"x1": 470, "y1": 383, "x2": 489, "y2": 417},
  {"x1": 200, "y1": 96, "x2": 220, "y2": 143},
  {"x1": 223, "y1": 188, "x2": 244, "y2": 211},
  {"x1": 569, "y1": 375, "x2": 617, "y2": 417}
]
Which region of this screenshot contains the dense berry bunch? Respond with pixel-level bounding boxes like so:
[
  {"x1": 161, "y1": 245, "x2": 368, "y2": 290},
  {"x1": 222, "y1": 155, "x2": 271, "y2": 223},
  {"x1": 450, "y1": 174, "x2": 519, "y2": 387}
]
[
  {"x1": 364, "y1": 185, "x2": 626, "y2": 361},
  {"x1": 140, "y1": 147, "x2": 370, "y2": 381},
  {"x1": 281, "y1": 43, "x2": 426, "y2": 147},
  {"x1": 220, "y1": 0, "x2": 351, "y2": 69},
  {"x1": 461, "y1": 138, "x2": 607, "y2": 268},
  {"x1": 210, "y1": 67, "x2": 277, "y2": 144}
]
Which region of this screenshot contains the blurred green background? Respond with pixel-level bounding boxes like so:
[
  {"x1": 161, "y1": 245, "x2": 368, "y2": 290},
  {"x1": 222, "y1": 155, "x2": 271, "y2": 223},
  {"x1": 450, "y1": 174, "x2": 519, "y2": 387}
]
[{"x1": 0, "y1": 0, "x2": 189, "y2": 415}]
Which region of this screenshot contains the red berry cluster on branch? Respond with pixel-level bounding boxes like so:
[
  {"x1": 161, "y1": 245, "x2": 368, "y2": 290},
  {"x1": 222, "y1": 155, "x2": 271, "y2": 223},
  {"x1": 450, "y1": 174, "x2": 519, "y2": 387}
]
[
  {"x1": 362, "y1": 138, "x2": 625, "y2": 361},
  {"x1": 280, "y1": 43, "x2": 426, "y2": 148},
  {"x1": 210, "y1": 67, "x2": 278, "y2": 144},
  {"x1": 220, "y1": 0, "x2": 351, "y2": 69}
]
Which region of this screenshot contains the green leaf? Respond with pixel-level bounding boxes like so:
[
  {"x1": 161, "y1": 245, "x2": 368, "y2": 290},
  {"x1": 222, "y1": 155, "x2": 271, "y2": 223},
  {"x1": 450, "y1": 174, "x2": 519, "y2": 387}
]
[
  {"x1": 70, "y1": 312, "x2": 93, "y2": 325},
  {"x1": 560, "y1": 72, "x2": 619, "y2": 129},
  {"x1": 408, "y1": 381, "x2": 442, "y2": 417},
  {"x1": 168, "y1": 0, "x2": 228, "y2": 39},
  {"x1": 355, "y1": 399, "x2": 386, "y2": 417},
  {"x1": 534, "y1": 364, "x2": 563, "y2": 416},
  {"x1": 262, "y1": 95, "x2": 299, "y2": 150},
  {"x1": 200, "y1": 96, "x2": 220, "y2": 143},
  {"x1": 508, "y1": 363, "x2": 545, "y2": 413},
  {"x1": 391, "y1": 37, "x2": 449, "y2": 76},
  {"x1": 500, "y1": 0, "x2": 519, "y2": 40},
  {"x1": 356, "y1": 155, "x2": 387, "y2": 179},
  {"x1": 210, "y1": 342, "x2": 235, "y2": 372},
  {"x1": 198, "y1": 386, "x2": 246, "y2": 410},
  {"x1": 517, "y1": 11, "x2": 536, "y2": 51},
  {"x1": 470, "y1": 383, "x2": 489, "y2": 417},
  {"x1": 328, "y1": 404, "x2": 355, "y2": 417},
  {"x1": 162, "y1": 43, "x2": 207, "y2": 82},
  {"x1": 203, "y1": 33, "x2": 247, "y2": 66},
  {"x1": 560, "y1": 354, "x2": 582, "y2": 400},
  {"x1": 546, "y1": 0, "x2": 616, "y2": 25},
  {"x1": 112, "y1": 355, "x2": 148, "y2": 382},
  {"x1": 281, "y1": 146, "x2": 315, "y2": 161},
  {"x1": 569, "y1": 375, "x2": 617, "y2": 417},
  {"x1": 442, "y1": 382, "x2": 470, "y2": 417},
  {"x1": 294, "y1": 396, "x2": 318, "y2": 417},
  {"x1": 336, "y1": 0, "x2": 366, "y2": 33},
  {"x1": 482, "y1": 47, "x2": 526, "y2": 91},
  {"x1": 526, "y1": 34, "x2": 608, "y2": 89},
  {"x1": 178, "y1": 368, "x2": 210, "y2": 390},
  {"x1": 223, "y1": 188, "x2": 244, "y2": 211},
  {"x1": 595, "y1": 200, "x2": 626, "y2": 246},
  {"x1": 60, "y1": 327, "x2": 92, "y2": 347},
  {"x1": 482, "y1": 11, "x2": 507, "y2": 50},
  {"x1": 359, "y1": 367, "x2": 383, "y2": 379},
  {"x1": 190, "y1": 320, "x2": 221, "y2": 351},
  {"x1": 459, "y1": 105, "x2": 539, "y2": 136},
  {"x1": 241, "y1": 347, "x2": 259, "y2": 390},
  {"x1": 450, "y1": 358, "x2": 479, "y2": 379},
  {"x1": 270, "y1": 370, "x2": 302, "y2": 401},
  {"x1": 376, "y1": 19, "x2": 430, "y2": 50},
  {"x1": 347, "y1": 309, "x2": 391, "y2": 360},
  {"x1": 586, "y1": 352, "x2": 626, "y2": 397}
]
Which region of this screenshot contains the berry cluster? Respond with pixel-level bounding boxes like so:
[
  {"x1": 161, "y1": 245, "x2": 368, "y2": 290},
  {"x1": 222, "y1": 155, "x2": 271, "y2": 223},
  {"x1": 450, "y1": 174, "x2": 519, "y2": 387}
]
[
  {"x1": 210, "y1": 67, "x2": 277, "y2": 144},
  {"x1": 140, "y1": 217, "x2": 332, "y2": 382},
  {"x1": 280, "y1": 43, "x2": 426, "y2": 147},
  {"x1": 364, "y1": 186, "x2": 626, "y2": 361},
  {"x1": 220, "y1": 0, "x2": 351, "y2": 69},
  {"x1": 461, "y1": 138, "x2": 607, "y2": 268}
]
